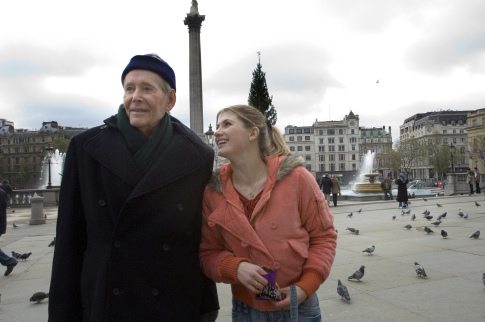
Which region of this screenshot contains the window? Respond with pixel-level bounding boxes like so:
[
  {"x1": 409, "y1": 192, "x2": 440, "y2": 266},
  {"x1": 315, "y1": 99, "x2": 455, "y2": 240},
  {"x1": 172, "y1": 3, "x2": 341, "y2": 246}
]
[
  {"x1": 443, "y1": 138, "x2": 448, "y2": 144},
  {"x1": 330, "y1": 163, "x2": 335, "y2": 171},
  {"x1": 319, "y1": 130, "x2": 323, "y2": 135},
  {"x1": 297, "y1": 146, "x2": 303, "y2": 151},
  {"x1": 319, "y1": 164, "x2": 325, "y2": 171},
  {"x1": 289, "y1": 129, "x2": 295, "y2": 134},
  {"x1": 339, "y1": 129, "x2": 344, "y2": 135},
  {"x1": 305, "y1": 136, "x2": 310, "y2": 141},
  {"x1": 352, "y1": 145, "x2": 356, "y2": 151},
  {"x1": 290, "y1": 146, "x2": 295, "y2": 151},
  {"x1": 304, "y1": 128, "x2": 311, "y2": 133},
  {"x1": 289, "y1": 137, "x2": 294, "y2": 141},
  {"x1": 297, "y1": 136, "x2": 302, "y2": 141},
  {"x1": 296, "y1": 129, "x2": 302, "y2": 134},
  {"x1": 453, "y1": 138, "x2": 456, "y2": 143},
  {"x1": 351, "y1": 129, "x2": 355, "y2": 134},
  {"x1": 339, "y1": 137, "x2": 344, "y2": 143},
  {"x1": 352, "y1": 154, "x2": 356, "y2": 160},
  {"x1": 339, "y1": 154, "x2": 345, "y2": 161},
  {"x1": 24, "y1": 147, "x2": 29, "y2": 153},
  {"x1": 443, "y1": 130, "x2": 447, "y2": 134},
  {"x1": 327, "y1": 129, "x2": 335, "y2": 135},
  {"x1": 319, "y1": 155, "x2": 325, "y2": 161},
  {"x1": 339, "y1": 163, "x2": 345, "y2": 171},
  {"x1": 329, "y1": 146, "x2": 335, "y2": 152},
  {"x1": 305, "y1": 146, "x2": 311, "y2": 151},
  {"x1": 328, "y1": 138, "x2": 335, "y2": 144},
  {"x1": 318, "y1": 146, "x2": 325, "y2": 152},
  {"x1": 305, "y1": 155, "x2": 311, "y2": 161},
  {"x1": 319, "y1": 138, "x2": 323, "y2": 144},
  {"x1": 352, "y1": 164, "x2": 356, "y2": 170},
  {"x1": 338, "y1": 145, "x2": 345, "y2": 151},
  {"x1": 305, "y1": 164, "x2": 311, "y2": 171},
  {"x1": 329, "y1": 154, "x2": 335, "y2": 161},
  {"x1": 350, "y1": 137, "x2": 357, "y2": 143}
]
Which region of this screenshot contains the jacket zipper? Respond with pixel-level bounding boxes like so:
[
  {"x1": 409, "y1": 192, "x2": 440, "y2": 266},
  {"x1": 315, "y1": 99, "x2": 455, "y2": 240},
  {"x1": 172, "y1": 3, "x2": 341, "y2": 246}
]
[{"x1": 315, "y1": 198, "x2": 325, "y2": 230}]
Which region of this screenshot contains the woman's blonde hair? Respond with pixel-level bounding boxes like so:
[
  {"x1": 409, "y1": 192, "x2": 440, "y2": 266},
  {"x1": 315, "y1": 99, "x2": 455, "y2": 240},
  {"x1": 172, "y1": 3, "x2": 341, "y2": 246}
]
[{"x1": 216, "y1": 104, "x2": 291, "y2": 160}]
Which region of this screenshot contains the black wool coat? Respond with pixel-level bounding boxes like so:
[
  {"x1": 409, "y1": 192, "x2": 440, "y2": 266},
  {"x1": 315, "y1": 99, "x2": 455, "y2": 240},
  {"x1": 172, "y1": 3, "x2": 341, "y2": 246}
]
[
  {"x1": 48, "y1": 115, "x2": 219, "y2": 322},
  {"x1": 395, "y1": 179, "x2": 409, "y2": 203}
]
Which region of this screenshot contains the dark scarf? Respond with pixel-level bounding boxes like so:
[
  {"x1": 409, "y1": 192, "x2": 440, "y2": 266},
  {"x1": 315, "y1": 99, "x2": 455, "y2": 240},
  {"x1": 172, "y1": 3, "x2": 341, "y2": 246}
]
[{"x1": 116, "y1": 104, "x2": 173, "y2": 175}]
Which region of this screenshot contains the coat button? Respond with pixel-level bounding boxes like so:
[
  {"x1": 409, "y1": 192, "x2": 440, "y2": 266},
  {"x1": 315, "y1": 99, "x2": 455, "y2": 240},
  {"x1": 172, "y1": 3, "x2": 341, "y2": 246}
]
[
  {"x1": 241, "y1": 241, "x2": 248, "y2": 247},
  {"x1": 114, "y1": 241, "x2": 121, "y2": 248},
  {"x1": 98, "y1": 199, "x2": 106, "y2": 207},
  {"x1": 177, "y1": 204, "x2": 184, "y2": 211},
  {"x1": 162, "y1": 244, "x2": 169, "y2": 251},
  {"x1": 113, "y1": 288, "x2": 120, "y2": 296},
  {"x1": 274, "y1": 262, "x2": 281, "y2": 270},
  {"x1": 152, "y1": 288, "x2": 159, "y2": 296},
  {"x1": 270, "y1": 221, "x2": 277, "y2": 229}
]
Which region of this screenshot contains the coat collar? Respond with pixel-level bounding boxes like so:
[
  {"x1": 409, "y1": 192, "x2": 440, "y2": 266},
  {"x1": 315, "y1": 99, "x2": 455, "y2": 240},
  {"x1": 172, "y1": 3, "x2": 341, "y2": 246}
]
[{"x1": 84, "y1": 115, "x2": 211, "y2": 199}]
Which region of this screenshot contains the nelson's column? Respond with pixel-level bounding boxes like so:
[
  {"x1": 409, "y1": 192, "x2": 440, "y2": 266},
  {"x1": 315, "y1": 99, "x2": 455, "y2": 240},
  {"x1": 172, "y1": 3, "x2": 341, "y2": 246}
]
[{"x1": 184, "y1": 1, "x2": 205, "y2": 139}]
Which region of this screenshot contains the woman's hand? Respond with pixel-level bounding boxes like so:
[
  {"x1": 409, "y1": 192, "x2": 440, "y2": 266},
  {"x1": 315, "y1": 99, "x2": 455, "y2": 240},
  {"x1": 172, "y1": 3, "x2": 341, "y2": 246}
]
[
  {"x1": 271, "y1": 285, "x2": 307, "y2": 310},
  {"x1": 237, "y1": 262, "x2": 269, "y2": 294}
]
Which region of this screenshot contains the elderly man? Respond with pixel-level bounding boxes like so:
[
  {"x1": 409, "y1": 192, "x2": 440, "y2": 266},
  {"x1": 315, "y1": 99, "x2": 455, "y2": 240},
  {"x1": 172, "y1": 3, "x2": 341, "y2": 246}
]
[{"x1": 49, "y1": 54, "x2": 219, "y2": 321}]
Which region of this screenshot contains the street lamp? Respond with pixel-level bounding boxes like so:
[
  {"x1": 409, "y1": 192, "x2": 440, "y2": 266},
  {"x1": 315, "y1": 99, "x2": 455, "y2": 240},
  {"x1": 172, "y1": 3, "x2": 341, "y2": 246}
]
[
  {"x1": 449, "y1": 143, "x2": 455, "y2": 173},
  {"x1": 45, "y1": 143, "x2": 54, "y2": 189},
  {"x1": 205, "y1": 124, "x2": 214, "y2": 146}
]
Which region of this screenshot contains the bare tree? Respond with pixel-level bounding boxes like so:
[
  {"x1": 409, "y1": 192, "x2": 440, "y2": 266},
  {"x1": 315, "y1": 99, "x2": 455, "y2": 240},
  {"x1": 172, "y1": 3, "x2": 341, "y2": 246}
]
[{"x1": 392, "y1": 137, "x2": 427, "y2": 178}]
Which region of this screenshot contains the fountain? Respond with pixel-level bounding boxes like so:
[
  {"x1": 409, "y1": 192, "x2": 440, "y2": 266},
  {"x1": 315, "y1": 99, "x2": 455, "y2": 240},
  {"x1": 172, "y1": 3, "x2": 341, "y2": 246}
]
[
  {"x1": 39, "y1": 149, "x2": 65, "y2": 188},
  {"x1": 352, "y1": 150, "x2": 382, "y2": 193}
]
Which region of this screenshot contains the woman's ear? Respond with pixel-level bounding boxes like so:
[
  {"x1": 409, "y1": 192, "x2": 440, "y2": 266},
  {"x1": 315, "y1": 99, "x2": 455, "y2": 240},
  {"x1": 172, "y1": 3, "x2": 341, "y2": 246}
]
[{"x1": 249, "y1": 127, "x2": 260, "y2": 141}]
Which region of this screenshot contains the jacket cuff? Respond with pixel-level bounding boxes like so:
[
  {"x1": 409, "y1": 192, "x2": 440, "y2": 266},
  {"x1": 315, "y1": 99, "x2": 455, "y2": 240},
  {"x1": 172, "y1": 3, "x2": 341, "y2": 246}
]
[
  {"x1": 294, "y1": 268, "x2": 324, "y2": 300},
  {"x1": 219, "y1": 256, "x2": 252, "y2": 283}
]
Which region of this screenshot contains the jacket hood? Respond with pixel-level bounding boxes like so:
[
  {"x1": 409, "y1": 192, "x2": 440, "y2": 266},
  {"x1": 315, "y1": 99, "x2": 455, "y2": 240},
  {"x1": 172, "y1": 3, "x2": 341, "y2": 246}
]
[{"x1": 208, "y1": 154, "x2": 304, "y2": 194}]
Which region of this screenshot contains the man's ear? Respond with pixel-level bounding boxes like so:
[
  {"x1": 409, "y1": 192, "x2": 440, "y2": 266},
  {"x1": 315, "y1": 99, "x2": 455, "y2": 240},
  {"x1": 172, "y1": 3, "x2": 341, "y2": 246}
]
[{"x1": 165, "y1": 89, "x2": 176, "y2": 112}]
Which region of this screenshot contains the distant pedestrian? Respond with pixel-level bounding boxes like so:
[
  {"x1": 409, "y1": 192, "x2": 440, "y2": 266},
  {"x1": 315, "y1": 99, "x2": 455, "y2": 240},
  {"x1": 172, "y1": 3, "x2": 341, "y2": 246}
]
[
  {"x1": 380, "y1": 178, "x2": 393, "y2": 200},
  {"x1": 467, "y1": 168, "x2": 474, "y2": 194},
  {"x1": 320, "y1": 174, "x2": 333, "y2": 204},
  {"x1": 474, "y1": 167, "x2": 481, "y2": 194},
  {"x1": 395, "y1": 173, "x2": 409, "y2": 208},
  {"x1": 331, "y1": 175, "x2": 341, "y2": 207},
  {"x1": 0, "y1": 181, "x2": 12, "y2": 208},
  {"x1": 0, "y1": 188, "x2": 18, "y2": 276}
]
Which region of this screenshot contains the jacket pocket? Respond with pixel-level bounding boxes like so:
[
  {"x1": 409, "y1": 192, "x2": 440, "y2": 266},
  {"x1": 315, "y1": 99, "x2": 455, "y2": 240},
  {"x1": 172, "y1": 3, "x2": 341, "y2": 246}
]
[{"x1": 287, "y1": 239, "x2": 309, "y2": 259}]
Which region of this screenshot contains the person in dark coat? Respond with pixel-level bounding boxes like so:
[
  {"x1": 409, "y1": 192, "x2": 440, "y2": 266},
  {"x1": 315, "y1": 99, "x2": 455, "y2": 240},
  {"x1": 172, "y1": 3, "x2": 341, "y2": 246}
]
[
  {"x1": 0, "y1": 188, "x2": 18, "y2": 276},
  {"x1": 395, "y1": 173, "x2": 409, "y2": 208},
  {"x1": 0, "y1": 180, "x2": 13, "y2": 208},
  {"x1": 319, "y1": 174, "x2": 333, "y2": 203},
  {"x1": 48, "y1": 54, "x2": 219, "y2": 322}
]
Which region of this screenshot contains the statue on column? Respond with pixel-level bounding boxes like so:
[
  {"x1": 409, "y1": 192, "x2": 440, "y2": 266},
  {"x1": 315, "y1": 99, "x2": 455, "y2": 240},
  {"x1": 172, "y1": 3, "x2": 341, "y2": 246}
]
[{"x1": 190, "y1": 0, "x2": 199, "y2": 15}]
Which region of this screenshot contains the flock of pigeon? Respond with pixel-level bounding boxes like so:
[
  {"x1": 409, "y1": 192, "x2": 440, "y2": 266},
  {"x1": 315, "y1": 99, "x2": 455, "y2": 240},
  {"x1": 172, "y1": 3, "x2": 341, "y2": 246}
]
[
  {"x1": 336, "y1": 198, "x2": 484, "y2": 302},
  {"x1": 8, "y1": 223, "x2": 55, "y2": 305}
]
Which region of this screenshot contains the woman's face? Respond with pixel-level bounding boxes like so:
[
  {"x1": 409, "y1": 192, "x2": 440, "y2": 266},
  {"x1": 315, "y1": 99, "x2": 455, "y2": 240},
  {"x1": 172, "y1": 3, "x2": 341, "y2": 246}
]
[{"x1": 214, "y1": 111, "x2": 254, "y2": 159}]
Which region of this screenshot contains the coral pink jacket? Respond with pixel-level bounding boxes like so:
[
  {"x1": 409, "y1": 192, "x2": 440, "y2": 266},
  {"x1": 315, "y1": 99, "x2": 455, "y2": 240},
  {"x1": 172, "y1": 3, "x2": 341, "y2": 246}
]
[{"x1": 200, "y1": 155, "x2": 337, "y2": 311}]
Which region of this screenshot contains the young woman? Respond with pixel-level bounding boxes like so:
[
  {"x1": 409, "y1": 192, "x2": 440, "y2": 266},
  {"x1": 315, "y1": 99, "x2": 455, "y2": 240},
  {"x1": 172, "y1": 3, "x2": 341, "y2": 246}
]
[{"x1": 200, "y1": 105, "x2": 337, "y2": 321}]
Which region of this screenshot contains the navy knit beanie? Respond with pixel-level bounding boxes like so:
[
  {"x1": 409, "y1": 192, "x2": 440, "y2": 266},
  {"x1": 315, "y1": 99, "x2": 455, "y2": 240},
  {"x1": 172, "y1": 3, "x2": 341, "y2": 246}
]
[{"x1": 121, "y1": 54, "x2": 176, "y2": 92}]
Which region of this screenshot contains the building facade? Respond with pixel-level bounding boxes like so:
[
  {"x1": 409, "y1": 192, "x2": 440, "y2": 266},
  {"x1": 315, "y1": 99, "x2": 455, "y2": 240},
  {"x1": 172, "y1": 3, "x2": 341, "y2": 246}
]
[
  {"x1": 0, "y1": 119, "x2": 86, "y2": 188},
  {"x1": 359, "y1": 126, "x2": 393, "y2": 178},
  {"x1": 465, "y1": 108, "x2": 485, "y2": 173}
]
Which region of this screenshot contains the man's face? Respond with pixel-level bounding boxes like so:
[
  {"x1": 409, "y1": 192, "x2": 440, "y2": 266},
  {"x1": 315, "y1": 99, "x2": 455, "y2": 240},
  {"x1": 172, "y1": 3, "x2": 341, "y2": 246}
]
[{"x1": 123, "y1": 69, "x2": 176, "y2": 138}]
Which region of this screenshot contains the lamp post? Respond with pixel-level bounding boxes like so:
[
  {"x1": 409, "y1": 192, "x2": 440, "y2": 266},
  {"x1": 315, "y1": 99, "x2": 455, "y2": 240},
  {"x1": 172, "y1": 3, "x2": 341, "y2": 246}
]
[
  {"x1": 449, "y1": 143, "x2": 455, "y2": 173},
  {"x1": 45, "y1": 143, "x2": 54, "y2": 189},
  {"x1": 204, "y1": 124, "x2": 214, "y2": 146}
]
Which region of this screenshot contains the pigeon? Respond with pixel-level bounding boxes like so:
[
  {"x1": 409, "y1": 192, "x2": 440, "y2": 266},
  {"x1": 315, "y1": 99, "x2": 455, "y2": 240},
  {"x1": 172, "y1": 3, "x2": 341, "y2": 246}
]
[
  {"x1": 470, "y1": 231, "x2": 480, "y2": 239},
  {"x1": 424, "y1": 215, "x2": 433, "y2": 221},
  {"x1": 357, "y1": 209, "x2": 362, "y2": 213},
  {"x1": 362, "y1": 245, "x2": 375, "y2": 255},
  {"x1": 403, "y1": 210, "x2": 410, "y2": 215},
  {"x1": 414, "y1": 262, "x2": 427, "y2": 278},
  {"x1": 354, "y1": 229, "x2": 359, "y2": 235},
  {"x1": 437, "y1": 203, "x2": 442, "y2": 207},
  {"x1": 29, "y1": 292, "x2": 49, "y2": 303},
  {"x1": 441, "y1": 230, "x2": 448, "y2": 238},
  {"x1": 411, "y1": 214, "x2": 416, "y2": 221},
  {"x1": 475, "y1": 201, "x2": 481, "y2": 207},
  {"x1": 404, "y1": 224, "x2": 412, "y2": 230},
  {"x1": 441, "y1": 212, "x2": 447, "y2": 218},
  {"x1": 431, "y1": 221, "x2": 442, "y2": 227},
  {"x1": 348, "y1": 265, "x2": 365, "y2": 282},
  {"x1": 392, "y1": 215, "x2": 396, "y2": 220},
  {"x1": 422, "y1": 210, "x2": 429, "y2": 215},
  {"x1": 18, "y1": 252, "x2": 32, "y2": 261},
  {"x1": 482, "y1": 273, "x2": 485, "y2": 287},
  {"x1": 337, "y1": 280, "x2": 351, "y2": 301},
  {"x1": 463, "y1": 213, "x2": 468, "y2": 219},
  {"x1": 11, "y1": 251, "x2": 21, "y2": 259},
  {"x1": 48, "y1": 237, "x2": 56, "y2": 247},
  {"x1": 423, "y1": 198, "x2": 427, "y2": 201},
  {"x1": 12, "y1": 223, "x2": 18, "y2": 229},
  {"x1": 458, "y1": 209, "x2": 464, "y2": 217},
  {"x1": 424, "y1": 226, "x2": 434, "y2": 234},
  {"x1": 347, "y1": 212, "x2": 353, "y2": 218},
  {"x1": 401, "y1": 210, "x2": 405, "y2": 216},
  {"x1": 437, "y1": 215, "x2": 442, "y2": 221},
  {"x1": 346, "y1": 227, "x2": 359, "y2": 234}
]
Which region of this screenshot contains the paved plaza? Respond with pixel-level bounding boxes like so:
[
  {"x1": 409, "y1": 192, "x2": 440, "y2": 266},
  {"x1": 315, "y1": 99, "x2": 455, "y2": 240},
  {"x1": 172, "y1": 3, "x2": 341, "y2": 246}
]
[{"x1": 1, "y1": 193, "x2": 484, "y2": 321}]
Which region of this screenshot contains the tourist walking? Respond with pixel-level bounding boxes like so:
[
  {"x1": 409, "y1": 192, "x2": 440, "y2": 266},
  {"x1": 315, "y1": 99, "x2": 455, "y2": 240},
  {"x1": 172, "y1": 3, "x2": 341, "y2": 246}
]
[
  {"x1": 467, "y1": 168, "x2": 475, "y2": 195},
  {"x1": 380, "y1": 177, "x2": 393, "y2": 200},
  {"x1": 474, "y1": 167, "x2": 481, "y2": 194},
  {"x1": 200, "y1": 104, "x2": 337, "y2": 321},
  {"x1": 49, "y1": 54, "x2": 219, "y2": 321},
  {"x1": 320, "y1": 174, "x2": 333, "y2": 204},
  {"x1": 395, "y1": 173, "x2": 409, "y2": 208},
  {"x1": 331, "y1": 175, "x2": 341, "y2": 207}
]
